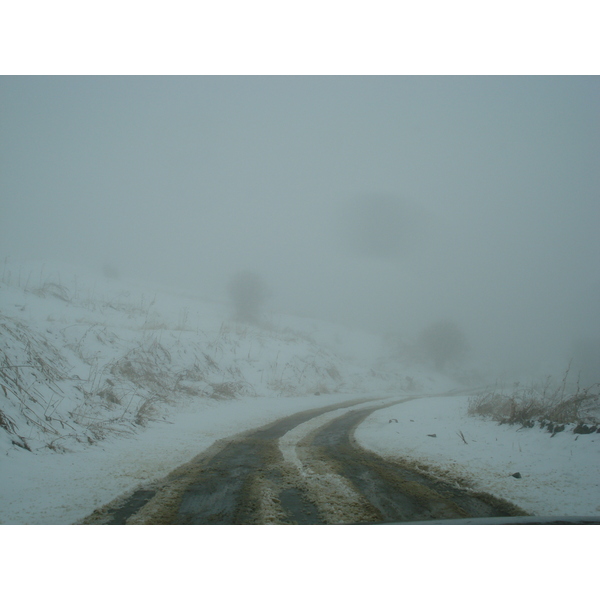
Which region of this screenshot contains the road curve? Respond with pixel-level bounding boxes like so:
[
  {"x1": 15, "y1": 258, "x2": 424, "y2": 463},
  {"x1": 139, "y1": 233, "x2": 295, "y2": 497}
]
[{"x1": 81, "y1": 394, "x2": 527, "y2": 524}]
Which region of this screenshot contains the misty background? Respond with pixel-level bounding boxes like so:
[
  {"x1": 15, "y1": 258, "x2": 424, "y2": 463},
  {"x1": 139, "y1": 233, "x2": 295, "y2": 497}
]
[{"x1": 1, "y1": 76, "x2": 599, "y2": 381}]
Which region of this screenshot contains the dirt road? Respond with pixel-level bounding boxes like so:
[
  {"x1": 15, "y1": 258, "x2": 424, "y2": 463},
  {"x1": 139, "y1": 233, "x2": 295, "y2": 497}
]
[{"x1": 82, "y1": 394, "x2": 527, "y2": 524}]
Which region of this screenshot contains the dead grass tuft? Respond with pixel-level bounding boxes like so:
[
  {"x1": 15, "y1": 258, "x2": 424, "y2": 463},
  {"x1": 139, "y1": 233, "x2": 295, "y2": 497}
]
[{"x1": 468, "y1": 368, "x2": 599, "y2": 434}]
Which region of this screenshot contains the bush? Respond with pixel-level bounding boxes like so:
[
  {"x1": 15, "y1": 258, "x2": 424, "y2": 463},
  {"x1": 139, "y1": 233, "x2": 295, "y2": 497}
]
[
  {"x1": 228, "y1": 271, "x2": 269, "y2": 323},
  {"x1": 468, "y1": 371, "x2": 600, "y2": 432},
  {"x1": 412, "y1": 319, "x2": 468, "y2": 371}
]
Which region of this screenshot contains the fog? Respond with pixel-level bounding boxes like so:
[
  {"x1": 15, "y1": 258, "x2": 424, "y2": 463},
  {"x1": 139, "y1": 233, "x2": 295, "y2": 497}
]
[{"x1": 1, "y1": 76, "x2": 599, "y2": 381}]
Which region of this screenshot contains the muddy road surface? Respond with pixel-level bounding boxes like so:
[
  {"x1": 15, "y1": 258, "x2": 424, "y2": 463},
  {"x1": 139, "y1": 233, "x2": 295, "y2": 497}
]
[{"x1": 82, "y1": 394, "x2": 527, "y2": 525}]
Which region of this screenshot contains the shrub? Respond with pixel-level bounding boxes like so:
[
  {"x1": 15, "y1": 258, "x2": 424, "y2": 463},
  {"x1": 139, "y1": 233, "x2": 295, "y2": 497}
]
[
  {"x1": 468, "y1": 371, "x2": 600, "y2": 432},
  {"x1": 228, "y1": 271, "x2": 269, "y2": 323},
  {"x1": 412, "y1": 319, "x2": 468, "y2": 371}
]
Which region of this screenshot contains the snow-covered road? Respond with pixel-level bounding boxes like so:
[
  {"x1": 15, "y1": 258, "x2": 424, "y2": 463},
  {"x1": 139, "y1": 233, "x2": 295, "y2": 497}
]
[
  {"x1": 0, "y1": 393, "x2": 371, "y2": 524},
  {"x1": 3, "y1": 391, "x2": 599, "y2": 523},
  {"x1": 356, "y1": 395, "x2": 600, "y2": 518},
  {"x1": 77, "y1": 392, "x2": 527, "y2": 525}
]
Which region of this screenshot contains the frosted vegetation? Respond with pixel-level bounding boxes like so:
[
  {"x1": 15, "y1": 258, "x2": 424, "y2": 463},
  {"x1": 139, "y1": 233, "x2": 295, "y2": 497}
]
[
  {"x1": 1, "y1": 259, "x2": 440, "y2": 455},
  {"x1": 468, "y1": 373, "x2": 600, "y2": 434}
]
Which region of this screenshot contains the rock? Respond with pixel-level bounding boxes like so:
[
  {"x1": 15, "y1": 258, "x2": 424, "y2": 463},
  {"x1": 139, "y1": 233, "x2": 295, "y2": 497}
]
[
  {"x1": 511, "y1": 472, "x2": 522, "y2": 479},
  {"x1": 574, "y1": 423, "x2": 597, "y2": 434}
]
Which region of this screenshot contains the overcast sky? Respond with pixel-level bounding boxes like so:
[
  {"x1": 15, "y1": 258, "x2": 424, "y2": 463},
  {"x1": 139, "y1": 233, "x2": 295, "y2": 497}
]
[{"x1": 1, "y1": 76, "x2": 599, "y2": 377}]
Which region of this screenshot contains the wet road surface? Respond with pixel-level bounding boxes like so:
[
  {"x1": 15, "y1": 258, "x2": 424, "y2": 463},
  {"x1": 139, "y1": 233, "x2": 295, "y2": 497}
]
[{"x1": 82, "y1": 395, "x2": 527, "y2": 525}]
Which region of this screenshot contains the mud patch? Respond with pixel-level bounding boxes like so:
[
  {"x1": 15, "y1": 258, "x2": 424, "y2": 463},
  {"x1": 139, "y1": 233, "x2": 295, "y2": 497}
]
[
  {"x1": 80, "y1": 393, "x2": 527, "y2": 525},
  {"x1": 245, "y1": 474, "x2": 288, "y2": 524},
  {"x1": 278, "y1": 488, "x2": 322, "y2": 524},
  {"x1": 306, "y1": 404, "x2": 529, "y2": 522}
]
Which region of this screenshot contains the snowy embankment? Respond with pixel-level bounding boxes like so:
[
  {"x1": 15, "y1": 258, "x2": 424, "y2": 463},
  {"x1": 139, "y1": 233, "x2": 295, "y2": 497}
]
[
  {"x1": 1, "y1": 260, "x2": 446, "y2": 524},
  {"x1": 1, "y1": 391, "x2": 373, "y2": 524},
  {"x1": 355, "y1": 396, "x2": 600, "y2": 517},
  {"x1": 3, "y1": 260, "x2": 597, "y2": 524}
]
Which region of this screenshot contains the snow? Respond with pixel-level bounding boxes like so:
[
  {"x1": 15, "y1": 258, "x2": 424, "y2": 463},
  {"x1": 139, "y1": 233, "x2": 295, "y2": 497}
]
[
  {"x1": 0, "y1": 391, "x2": 363, "y2": 524},
  {"x1": 277, "y1": 397, "x2": 398, "y2": 524},
  {"x1": 1, "y1": 259, "x2": 599, "y2": 524},
  {"x1": 0, "y1": 259, "x2": 425, "y2": 523},
  {"x1": 355, "y1": 395, "x2": 600, "y2": 517}
]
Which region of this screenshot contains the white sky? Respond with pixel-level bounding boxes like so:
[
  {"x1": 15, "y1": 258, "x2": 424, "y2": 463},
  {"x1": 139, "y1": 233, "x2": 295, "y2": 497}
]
[{"x1": 2, "y1": 75, "x2": 598, "y2": 378}]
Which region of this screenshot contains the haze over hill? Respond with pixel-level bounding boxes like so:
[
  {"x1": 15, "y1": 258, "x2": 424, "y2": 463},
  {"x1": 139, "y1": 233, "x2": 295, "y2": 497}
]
[
  {"x1": 1, "y1": 259, "x2": 453, "y2": 455},
  {"x1": 1, "y1": 76, "x2": 599, "y2": 383}
]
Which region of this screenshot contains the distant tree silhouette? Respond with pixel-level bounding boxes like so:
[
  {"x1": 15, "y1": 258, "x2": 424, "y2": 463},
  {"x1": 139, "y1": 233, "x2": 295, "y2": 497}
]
[
  {"x1": 570, "y1": 338, "x2": 600, "y2": 388},
  {"x1": 228, "y1": 271, "x2": 269, "y2": 323},
  {"x1": 414, "y1": 320, "x2": 468, "y2": 371}
]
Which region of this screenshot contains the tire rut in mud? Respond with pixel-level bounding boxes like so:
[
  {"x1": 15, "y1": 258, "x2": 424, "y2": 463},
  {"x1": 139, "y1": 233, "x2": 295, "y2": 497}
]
[
  {"x1": 306, "y1": 407, "x2": 528, "y2": 523},
  {"x1": 81, "y1": 394, "x2": 527, "y2": 525},
  {"x1": 81, "y1": 397, "x2": 381, "y2": 525},
  {"x1": 172, "y1": 437, "x2": 327, "y2": 525}
]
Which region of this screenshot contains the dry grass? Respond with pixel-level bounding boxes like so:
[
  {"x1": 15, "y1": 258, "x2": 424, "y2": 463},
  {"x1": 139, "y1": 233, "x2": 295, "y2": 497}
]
[
  {"x1": 32, "y1": 281, "x2": 71, "y2": 302},
  {"x1": 210, "y1": 381, "x2": 254, "y2": 400},
  {"x1": 468, "y1": 369, "x2": 600, "y2": 434}
]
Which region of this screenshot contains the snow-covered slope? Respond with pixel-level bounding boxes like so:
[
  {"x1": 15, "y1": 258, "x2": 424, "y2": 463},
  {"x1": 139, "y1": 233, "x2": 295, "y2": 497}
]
[
  {"x1": 0, "y1": 260, "x2": 435, "y2": 458},
  {"x1": 3, "y1": 260, "x2": 596, "y2": 524},
  {"x1": 356, "y1": 396, "x2": 600, "y2": 517},
  {"x1": 0, "y1": 260, "x2": 453, "y2": 523}
]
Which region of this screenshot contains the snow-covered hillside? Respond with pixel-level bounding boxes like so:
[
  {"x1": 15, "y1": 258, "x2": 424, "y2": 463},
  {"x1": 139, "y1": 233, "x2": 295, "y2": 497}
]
[
  {"x1": 2, "y1": 260, "x2": 597, "y2": 524},
  {"x1": 0, "y1": 260, "x2": 437, "y2": 458},
  {"x1": 0, "y1": 260, "x2": 452, "y2": 523}
]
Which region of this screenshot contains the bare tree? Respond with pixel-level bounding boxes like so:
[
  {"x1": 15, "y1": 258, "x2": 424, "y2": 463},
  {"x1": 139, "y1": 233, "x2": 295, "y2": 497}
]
[
  {"x1": 228, "y1": 271, "x2": 269, "y2": 323},
  {"x1": 413, "y1": 319, "x2": 468, "y2": 371}
]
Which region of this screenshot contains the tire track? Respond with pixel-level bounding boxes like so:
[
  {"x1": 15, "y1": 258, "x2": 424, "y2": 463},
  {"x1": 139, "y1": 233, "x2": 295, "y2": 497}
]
[{"x1": 80, "y1": 392, "x2": 527, "y2": 524}]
